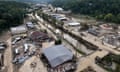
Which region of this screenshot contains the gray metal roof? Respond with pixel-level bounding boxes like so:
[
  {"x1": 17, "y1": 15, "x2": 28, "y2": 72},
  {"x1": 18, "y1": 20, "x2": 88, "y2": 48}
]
[
  {"x1": 10, "y1": 26, "x2": 27, "y2": 34},
  {"x1": 42, "y1": 45, "x2": 73, "y2": 68}
]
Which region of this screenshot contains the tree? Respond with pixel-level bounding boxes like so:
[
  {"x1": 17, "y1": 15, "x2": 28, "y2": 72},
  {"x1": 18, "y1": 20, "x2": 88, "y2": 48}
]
[
  {"x1": 0, "y1": 1, "x2": 28, "y2": 32},
  {"x1": 51, "y1": 0, "x2": 120, "y2": 23},
  {"x1": 0, "y1": 19, "x2": 7, "y2": 29},
  {"x1": 55, "y1": 39, "x2": 62, "y2": 45},
  {"x1": 104, "y1": 13, "x2": 115, "y2": 22},
  {"x1": 115, "y1": 64, "x2": 120, "y2": 72},
  {"x1": 96, "y1": 14, "x2": 104, "y2": 20},
  {"x1": 117, "y1": 14, "x2": 120, "y2": 23}
]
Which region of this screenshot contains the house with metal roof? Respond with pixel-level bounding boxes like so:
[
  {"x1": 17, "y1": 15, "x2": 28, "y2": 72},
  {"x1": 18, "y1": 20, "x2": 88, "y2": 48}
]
[
  {"x1": 10, "y1": 26, "x2": 27, "y2": 35},
  {"x1": 64, "y1": 20, "x2": 80, "y2": 27},
  {"x1": 42, "y1": 45, "x2": 73, "y2": 68},
  {"x1": 50, "y1": 14, "x2": 68, "y2": 21},
  {"x1": 55, "y1": 7, "x2": 64, "y2": 13}
]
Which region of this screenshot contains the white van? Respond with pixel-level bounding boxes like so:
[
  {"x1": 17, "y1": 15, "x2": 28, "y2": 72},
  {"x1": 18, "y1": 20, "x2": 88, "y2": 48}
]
[
  {"x1": 24, "y1": 44, "x2": 29, "y2": 53},
  {"x1": 15, "y1": 48, "x2": 19, "y2": 55}
]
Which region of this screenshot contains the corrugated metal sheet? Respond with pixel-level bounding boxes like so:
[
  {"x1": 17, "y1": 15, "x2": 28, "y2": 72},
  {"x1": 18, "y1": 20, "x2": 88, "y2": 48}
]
[
  {"x1": 11, "y1": 26, "x2": 27, "y2": 35},
  {"x1": 42, "y1": 45, "x2": 73, "y2": 68}
]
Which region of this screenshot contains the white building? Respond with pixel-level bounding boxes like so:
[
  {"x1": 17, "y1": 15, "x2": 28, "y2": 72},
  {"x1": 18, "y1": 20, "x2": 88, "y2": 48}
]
[
  {"x1": 10, "y1": 26, "x2": 27, "y2": 35},
  {"x1": 64, "y1": 20, "x2": 80, "y2": 27},
  {"x1": 55, "y1": 7, "x2": 64, "y2": 12},
  {"x1": 26, "y1": 22, "x2": 35, "y2": 29}
]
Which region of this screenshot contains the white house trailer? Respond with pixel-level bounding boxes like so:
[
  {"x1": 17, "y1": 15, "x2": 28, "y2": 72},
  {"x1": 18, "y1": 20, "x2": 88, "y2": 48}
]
[
  {"x1": 55, "y1": 7, "x2": 64, "y2": 13},
  {"x1": 64, "y1": 20, "x2": 80, "y2": 27},
  {"x1": 64, "y1": 20, "x2": 81, "y2": 31},
  {"x1": 14, "y1": 48, "x2": 19, "y2": 55},
  {"x1": 10, "y1": 26, "x2": 27, "y2": 35},
  {"x1": 26, "y1": 22, "x2": 35, "y2": 29}
]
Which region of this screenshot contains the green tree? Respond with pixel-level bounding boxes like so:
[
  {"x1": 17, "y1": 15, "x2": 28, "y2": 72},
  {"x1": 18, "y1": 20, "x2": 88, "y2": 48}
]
[
  {"x1": 104, "y1": 13, "x2": 115, "y2": 22},
  {"x1": 55, "y1": 39, "x2": 62, "y2": 45},
  {"x1": 0, "y1": 1, "x2": 28, "y2": 32},
  {"x1": 0, "y1": 19, "x2": 7, "y2": 28},
  {"x1": 117, "y1": 14, "x2": 120, "y2": 23},
  {"x1": 51, "y1": 0, "x2": 120, "y2": 23},
  {"x1": 115, "y1": 64, "x2": 120, "y2": 72},
  {"x1": 96, "y1": 14, "x2": 104, "y2": 20}
]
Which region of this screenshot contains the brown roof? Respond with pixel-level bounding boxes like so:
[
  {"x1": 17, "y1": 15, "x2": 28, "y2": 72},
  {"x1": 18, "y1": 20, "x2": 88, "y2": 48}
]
[{"x1": 30, "y1": 31, "x2": 49, "y2": 41}]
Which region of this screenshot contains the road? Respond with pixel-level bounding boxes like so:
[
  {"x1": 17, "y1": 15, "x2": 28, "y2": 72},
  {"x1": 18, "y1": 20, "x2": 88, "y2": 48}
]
[
  {"x1": 34, "y1": 13, "x2": 83, "y2": 57},
  {"x1": 34, "y1": 13, "x2": 108, "y2": 72},
  {"x1": 72, "y1": 31, "x2": 120, "y2": 55},
  {"x1": 76, "y1": 50, "x2": 108, "y2": 72},
  {"x1": 19, "y1": 56, "x2": 47, "y2": 72},
  {"x1": 4, "y1": 38, "x2": 13, "y2": 72},
  {"x1": 35, "y1": 12, "x2": 120, "y2": 55}
]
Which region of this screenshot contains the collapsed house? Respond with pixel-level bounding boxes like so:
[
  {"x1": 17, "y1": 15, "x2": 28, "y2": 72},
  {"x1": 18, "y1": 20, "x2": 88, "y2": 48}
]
[
  {"x1": 30, "y1": 31, "x2": 49, "y2": 42},
  {"x1": 103, "y1": 34, "x2": 120, "y2": 48}
]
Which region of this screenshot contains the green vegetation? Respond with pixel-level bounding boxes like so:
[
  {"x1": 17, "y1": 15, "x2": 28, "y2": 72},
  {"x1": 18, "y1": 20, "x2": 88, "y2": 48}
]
[
  {"x1": 115, "y1": 64, "x2": 120, "y2": 72},
  {"x1": 0, "y1": 1, "x2": 28, "y2": 32},
  {"x1": 51, "y1": 0, "x2": 120, "y2": 23},
  {"x1": 55, "y1": 39, "x2": 62, "y2": 45},
  {"x1": 98, "y1": 54, "x2": 120, "y2": 72}
]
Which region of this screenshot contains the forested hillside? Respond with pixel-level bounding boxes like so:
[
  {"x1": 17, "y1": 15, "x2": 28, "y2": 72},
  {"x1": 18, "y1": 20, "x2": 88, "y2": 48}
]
[
  {"x1": 0, "y1": 1, "x2": 28, "y2": 32},
  {"x1": 51, "y1": 0, "x2": 120, "y2": 23},
  {"x1": 0, "y1": 0, "x2": 51, "y2": 3}
]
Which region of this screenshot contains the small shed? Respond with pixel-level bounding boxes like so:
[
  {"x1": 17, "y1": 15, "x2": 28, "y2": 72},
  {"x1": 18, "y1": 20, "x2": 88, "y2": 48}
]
[
  {"x1": 10, "y1": 26, "x2": 27, "y2": 35},
  {"x1": 42, "y1": 45, "x2": 73, "y2": 68}
]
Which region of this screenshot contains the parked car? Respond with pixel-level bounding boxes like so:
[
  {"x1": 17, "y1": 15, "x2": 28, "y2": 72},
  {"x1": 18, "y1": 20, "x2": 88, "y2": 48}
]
[
  {"x1": 0, "y1": 41, "x2": 7, "y2": 50},
  {"x1": 12, "y1": 37, "x2": 21, "y2": 45},
  {"x1": 12, "y1": 55, "x2": 29, "y2": 64},
  {"x1": 14, "y1": 48, "x2": 20, "y2": 55},
  {"x1": 0, "y1": 46, "x2": 5, "y2": 50},
  {"x1": 12, "y1": 58, "x2": 18, "y2": 64},
  {"x1": 17, "y1": 55, "x2": 29, "y2": 64},
  {"x1": 26, "y1": 22, "x2": 35, "y2": 29}
]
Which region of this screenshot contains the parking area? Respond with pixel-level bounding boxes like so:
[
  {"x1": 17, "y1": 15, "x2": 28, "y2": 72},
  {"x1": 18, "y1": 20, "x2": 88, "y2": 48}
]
[{"x1": 8, "y1": 14, "x2": 57, "y2": 72}]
